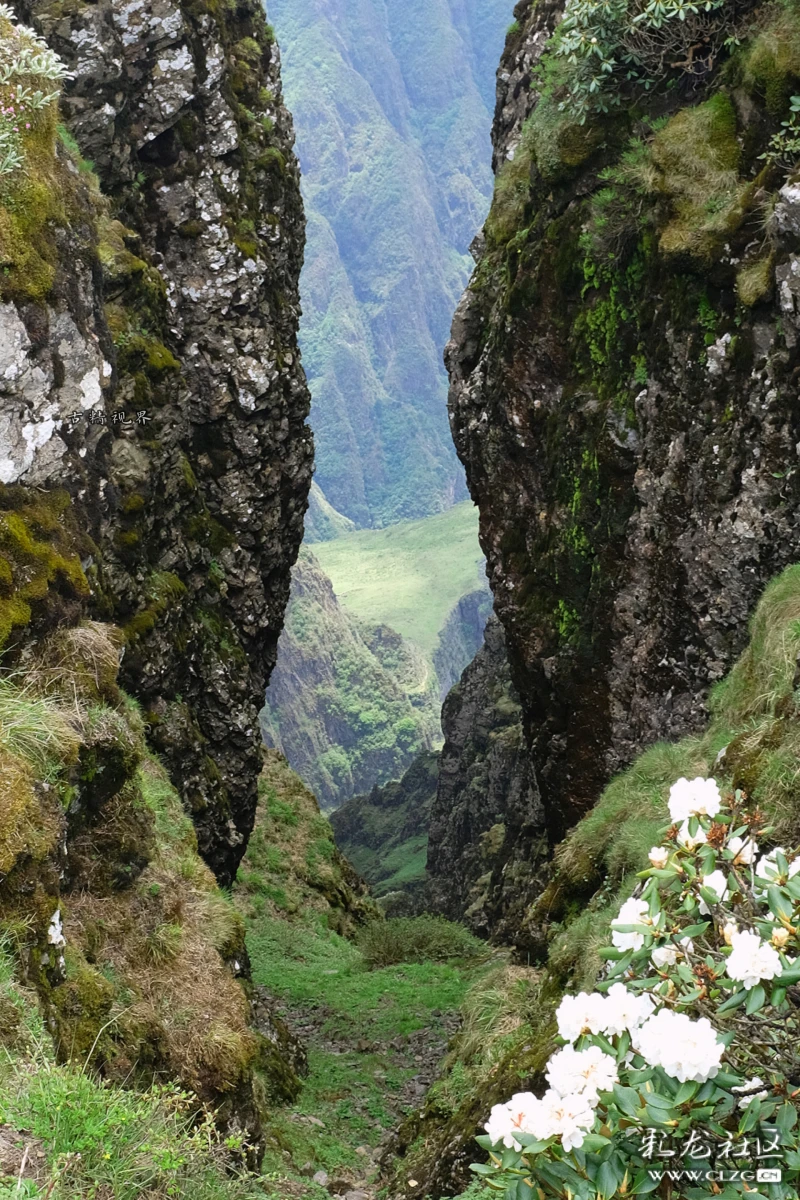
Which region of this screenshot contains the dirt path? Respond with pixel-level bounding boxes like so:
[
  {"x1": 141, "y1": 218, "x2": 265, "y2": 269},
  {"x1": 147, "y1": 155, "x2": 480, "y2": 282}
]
[{"x1": 260, "y1": 988, "x2": 462, "y2": 1199}]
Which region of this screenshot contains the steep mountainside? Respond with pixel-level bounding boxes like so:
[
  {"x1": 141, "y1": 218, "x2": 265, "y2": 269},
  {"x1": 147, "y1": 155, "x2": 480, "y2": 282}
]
[
  {"x1": 432, "y1": 585, "x2": 494, "y2": 699},
  {"x1": 4, "y1": 0, "x2": 312, "y2": 883},
  {"x1": 261, "y1": 548, "x2": 440, "y2": 809},
  {"x1": 445, "y1": 0, "x2": 800, "y2": 860},
  {"x1": 330, "y1": 750, "x2": 440, "y2": 904},
  {"x1": 267, "y1": 0, "x2": 511, "y2": 527},
  {"x1": 427, "y1": 617, "x2": 545, "y2": 942}
]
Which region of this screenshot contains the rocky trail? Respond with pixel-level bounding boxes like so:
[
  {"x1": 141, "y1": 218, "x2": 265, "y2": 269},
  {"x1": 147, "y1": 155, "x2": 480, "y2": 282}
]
[{"x1": 256, "y1": 987, "x2": 463, "y2": 1199}]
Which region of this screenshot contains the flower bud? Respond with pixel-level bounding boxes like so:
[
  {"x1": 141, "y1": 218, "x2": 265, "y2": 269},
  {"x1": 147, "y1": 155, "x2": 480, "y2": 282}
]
[
  {"x1": 771, "y1": 927, "x2": 790, "y2": 949},
  {"x1": 649, "y1": 846, "x2": 669, "y2": 869}
]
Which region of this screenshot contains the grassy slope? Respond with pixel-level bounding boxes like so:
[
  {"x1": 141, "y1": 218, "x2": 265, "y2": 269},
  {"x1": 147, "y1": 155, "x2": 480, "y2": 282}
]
[
  {"x1": 235, "y1": 752, "x2": 491, "y2": 1196},
  {"x1": 313, "y1": 501, "x2": 484, "y2": 657}
]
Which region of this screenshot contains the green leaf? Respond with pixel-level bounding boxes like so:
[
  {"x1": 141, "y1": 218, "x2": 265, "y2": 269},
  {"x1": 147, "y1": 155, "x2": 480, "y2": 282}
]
[
  {"x1": 597, "y1": 1160, "x2": 620, "y2": 1199},
  {"x1": 513, "y1": 1134, "x2": 551, "y2": 1153},
  {"x1": 778, "y1": 1100, "x2": 798, "y2": 1135},
  {"x1": 645, "y1": 1100, "x2": 675, "y2": 1125},
  {"x1": 630, "y1": 1169, "x2": 662, "y2": 1194},
  {"x1": 738, "y1": 1095, "x2": 762, "y2": 1134},
  {"x1": 612, "y1": 1084, "x2": 642, "y2": 1120},
  {"x1": 745, "y1": 983, "x2": 766, "y2": 1014},
  {"x1": 674, "y1": 1081, "x2": 699, "y2": 1105},
  {"x1": 681, "y1": 921, "x2": 710, "y2": 938},
  {"x1": 714, "y1": 1070, "x2": 745, "y2": 1088},
  {"x1": 768, "y1": 885, "x2": 793, "y2": 921},
  {"x1": 582, "y1": 1133, "x2": 612, "y2": 1153},
  {"x1": 771, "y1": 984, "x2": 788, "y2": 1007},
  {"x1": 717, "y1": 988, "x2": 747, "y2": 1014}
]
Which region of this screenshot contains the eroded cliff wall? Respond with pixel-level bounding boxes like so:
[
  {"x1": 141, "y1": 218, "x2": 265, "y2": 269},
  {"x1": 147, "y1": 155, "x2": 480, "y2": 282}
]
[
  {"x1": 445, "y1": 0, "x2": 800, "y2": 861},
  {"x1": 3, "y1": 0, "x2": 313, "y2": 882}
]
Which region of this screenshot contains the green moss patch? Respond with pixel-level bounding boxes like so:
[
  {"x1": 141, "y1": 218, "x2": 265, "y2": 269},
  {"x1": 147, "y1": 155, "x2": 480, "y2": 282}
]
[{"x1": 0, "y1": 487, "x2": 89, "y2": 653}]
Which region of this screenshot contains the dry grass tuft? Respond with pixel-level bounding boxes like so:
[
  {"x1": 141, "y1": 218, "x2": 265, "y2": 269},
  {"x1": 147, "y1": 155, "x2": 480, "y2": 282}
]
[
  {"x1": 0, "y1": 749, "x2": 60, "y2": 876},
  {"x1": 0, "y1": 677, "x2": 81, "y2": 774},
  {"x1": 26, "y1": 622, "x2": 123, "y2": 707}
]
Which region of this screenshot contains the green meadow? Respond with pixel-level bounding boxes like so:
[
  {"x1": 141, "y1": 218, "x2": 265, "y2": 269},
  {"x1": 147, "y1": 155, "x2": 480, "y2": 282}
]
[{"x1": 312, "y1": 501, "x2": 484, "y2": 658}]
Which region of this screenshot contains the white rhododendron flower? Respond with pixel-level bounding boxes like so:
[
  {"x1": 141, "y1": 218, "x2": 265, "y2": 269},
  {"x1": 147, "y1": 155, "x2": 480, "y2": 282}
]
[
  {"x1": 699, "y1": 868, "x2": 729, "y2": 914},
  {"x1": 602, "y1": 982, "x2": 654, "y2": 1036},
  {"x1": 632, "y1": 1009, "x2": 724, "y2": 1083},
  {"x1": 668, "y1": 776, "x2": 722, "y2": 823},
  {"x1": 483, "y1": 773, "x2": 800, "y2": 1191},
  {"x1": 485, "y1": 1092, "x2": 549, "y2": 1150},
  {"x1": 485, "y1": 1087, "x2": 596, "y2": 1153},
  {"x1": 652, "y1": 944, "x2": 678, "y2": 968},
  {"x1": 555, "y1": 991, "x2": 607, "y2": 1042},
  {"x1": 611, "y1": 897, "x2": 650, "y2": 952},
  {"x1": 539, "y1": 1089, "x2": 596, "y2": 1152},
  {"x1": 722, "y1": 919, "x2": 738, "y2": 945},
  {"x1": 726, "y1": 929, "x2": 782, "y2": 990},
  {"x1": 677, "y1": 820, "x2": 707, "y2": 850},
  {"x1": 732, "y1": 1077, "x2": 769, "y2": 1109},
  {"x1": 651, "y1": 936, "x2": 696, "y2": 969},
  {"x1": 546, "y1": 1044, "x2": 618, "y2": 1105},
  {"x1": 727, "y1": 835, "x2": 758, "y2": 865}
]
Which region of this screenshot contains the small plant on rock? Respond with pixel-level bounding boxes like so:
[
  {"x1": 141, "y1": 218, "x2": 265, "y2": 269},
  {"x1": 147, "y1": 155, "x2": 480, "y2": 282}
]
[
  {"x1": 474, "y1": 775, "x2": 800, "y2": 1197},
  {"x1": 760, "y1": 95, "x2": 800, "y2": 168},
  {"x1": 555, "y1": 0, "x2": 755, "y2": 118},
  {"x1": 0, "y1": 5, "x2": 68, "y2": 177}
]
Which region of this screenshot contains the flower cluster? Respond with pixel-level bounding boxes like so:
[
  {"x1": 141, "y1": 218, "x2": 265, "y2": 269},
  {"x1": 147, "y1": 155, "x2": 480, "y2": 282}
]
[
  {"x1": 476, "y1": 777, "x2": 800, "y2": 1199},
  {"x1": 631, "y1": 1009, "x2": 723, "y2": 1083}
]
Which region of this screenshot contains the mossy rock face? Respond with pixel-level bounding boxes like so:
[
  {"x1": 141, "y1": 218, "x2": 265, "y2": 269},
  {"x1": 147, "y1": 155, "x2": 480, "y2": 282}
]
[
  {"x1": 0, "y1": 488, "x2": 89, "y2": 655},
  {"x1": 0, "y1": 752, "x2": 61, "y2": 879},
  {"x1": 441, "y1": 0, "x2": 800, "y2": 963},
  {"x1": 49, "y1": 950, "x2": 115, "y2": 1062},
  {"x1": 19, "y1": 0, "x2": 314, "y2": 896}
]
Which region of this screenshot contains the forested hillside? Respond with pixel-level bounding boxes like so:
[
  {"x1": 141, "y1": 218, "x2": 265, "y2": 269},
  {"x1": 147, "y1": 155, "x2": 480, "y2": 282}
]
[
  {"x1": 262, "y1": 507, "x2": 491, "y2": 808},
  {"x1": 268, "y1": 0, "x2": 511, "y2": 528}
]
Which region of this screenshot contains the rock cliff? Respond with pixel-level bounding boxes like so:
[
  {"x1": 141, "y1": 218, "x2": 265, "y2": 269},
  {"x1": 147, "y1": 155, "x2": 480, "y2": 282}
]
[
  {"x1": 3, "y1": 0, "x2": 312, "y2": 882},
  {"x1": 445, "y1": 0, "x2": 800, "y2": 866},
  {"x1": 431, "y1": 582, "x2": 493, "y2": 699},
  {"x1": 427, "y1": 616, "x2": 547, "y2": 944}
]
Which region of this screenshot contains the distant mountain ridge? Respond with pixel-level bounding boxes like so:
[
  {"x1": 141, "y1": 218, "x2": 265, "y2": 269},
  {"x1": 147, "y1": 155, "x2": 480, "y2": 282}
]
[{"x1": 268, "y1": 0, "x2": 512, "y2": 528}]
